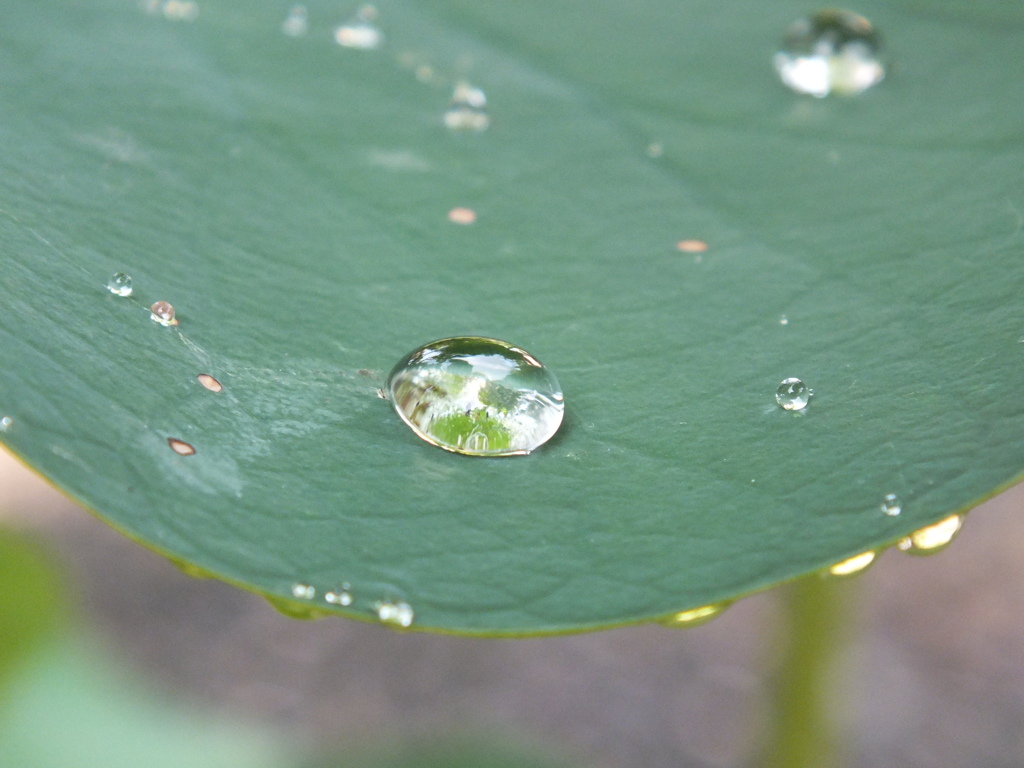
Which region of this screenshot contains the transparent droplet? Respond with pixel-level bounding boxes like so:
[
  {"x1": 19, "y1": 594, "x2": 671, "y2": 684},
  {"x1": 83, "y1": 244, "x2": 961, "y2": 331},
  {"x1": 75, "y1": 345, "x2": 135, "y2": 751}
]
[
  {"x1": 660, "y1": 602, "x2": 729, "y2": 629},
  {"x1": 0, "y1": 416, "x2": 11, "y2": 432},
  {"x1": 334, "y1": 5, "x2": 383, "y2": 50},
  {"x1": 167, "y1": 437, "x2": 196, "y2": 456},
  {"x1": 325, "y1": 586, "x2": 353, "y2": 606},
  {"x1": 376, "y1": 600, "x2": 414, "y2": 627},
  {"x1": 387, "y1": 336, "x2": 564, "y2": 457},
  {"x1": 827, "y1": 549, "x2": 876, "y2": 577},
  {"x1": 880, "y1": 492, "x2": 902, "y2": 516},
  {"x1": 776, "y1": 377, "x2": 812, "y2": 411},
  {"x1": 779, "y1": 314, "x2": 789, "y2": 326},
  {"x1": 150, "y1": 300, "x2": 177, "y2": 326},
  {"x1": 897, "y1": 513, "x2": 963, "y2": 555},
  {"x1": 281, "y1": 4, "x2": 308, "y2": 37},
  {"x1": 646, "y1": 141, "x2": 664, "y2": 159},
  {"x1": 291, "y1": 583, "x2": 315, "y2": 600},
  {"x1": 106, "y1": 272, "x2": 133, "y2": 297},
  {"x1": 443, "y1": 82, "x2": 490, "y2": 132},
  {"x1": 774, "y1": 9, "x2": 884, "y2": 97}
]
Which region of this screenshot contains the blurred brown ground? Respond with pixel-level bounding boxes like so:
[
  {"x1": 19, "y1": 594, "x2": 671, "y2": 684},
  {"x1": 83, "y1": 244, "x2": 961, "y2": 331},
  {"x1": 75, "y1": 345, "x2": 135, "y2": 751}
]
[{"x1": 2, "y1": 447, "x2": 1023, "y2": 768}]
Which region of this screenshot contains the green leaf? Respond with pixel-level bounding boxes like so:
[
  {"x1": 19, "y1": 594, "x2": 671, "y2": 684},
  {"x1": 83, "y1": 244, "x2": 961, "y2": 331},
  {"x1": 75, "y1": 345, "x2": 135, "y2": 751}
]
[
  {"x1": 0, "y1": 635, "x2": 291, "y2": 768},
  {"x1": 1, "y1": 0, "x2": 1022, "y2": 635},
  {"x1": 0, "y1": 530, "x2": 64, "y2": 693}
]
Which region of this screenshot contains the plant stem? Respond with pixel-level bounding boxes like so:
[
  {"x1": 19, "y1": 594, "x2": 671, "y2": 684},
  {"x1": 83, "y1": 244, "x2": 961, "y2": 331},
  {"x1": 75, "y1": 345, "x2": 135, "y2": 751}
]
[{"x1": 759, "y1": 575, "x2": 851, "y2": 768}]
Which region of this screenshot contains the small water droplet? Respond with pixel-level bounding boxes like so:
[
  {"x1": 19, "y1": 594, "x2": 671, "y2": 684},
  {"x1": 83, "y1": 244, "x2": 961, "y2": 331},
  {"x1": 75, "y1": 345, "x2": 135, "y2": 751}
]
[
  {"x1": 281, "y1": 4, "x2": 308, "y2": 37},
  {"x1": 660, "y1": 602, "x2": 729, "y2": 628},
  {"x1": 897, "y1": 513, "x2": 963, "y2": 555},
  {"x1": 150, "y1": 0, "x2": 199, "y2": 22},
  {"x1": 415, "y1": 64, "x2": 435, "y2": 83},
  {"x1": 325, "y1": 586, "x2": 353, "y2": 606},
  {"x1": 776, "y1": 377, "x2": 812, "y2": 411},
  {"x1": 167, "y1": 437, "x2": 196, "y2": 456},
  {"x1": 292, "y1": 583, "x2": 316, "y2": 600},
  {"x1": 880, "y1": 492, "x2": 902, "y2": 517},
  {"x1": 443, "y1": 82, "x2": 490, "y2": 132},
  {"x1": 779, "y1": 315, "x2": 789, "y2": 326},
  {"x1": 387, "y1": 336, "x2": 564, "y2": 457},
  {"x1": 827, "y1": 549, "x2": 876, "y2": 577},
  {"x1": 676, "y1": 239, "x2": 708, "y2": 253},
  {"x1": 376, "y1": 600, "x2": 414, "y2": 627},
  {"x1": 106, "y1": 272, "x2": 133, "y2": 297},
  {"x1": 447, "y1": 207, "x2": 476, "y2": 225},
  {"x1": 150, "y1": 301, "x2": 178, "y2": 326},
  {"x1": 196, "y1": 373, "x2": 223, "y2": 392},
  {"x1": 646, "y1": 141, "x2": 664, "y2": 158},
  {"x1": 0, "y1": 416, "x2": 12, "y2": 432},
  {"x1": 774, "y1": 9, "x2": 884, "y2": 97},
  {"x1": 334, "y1": 5, "x2": 383, "y2": 50}
]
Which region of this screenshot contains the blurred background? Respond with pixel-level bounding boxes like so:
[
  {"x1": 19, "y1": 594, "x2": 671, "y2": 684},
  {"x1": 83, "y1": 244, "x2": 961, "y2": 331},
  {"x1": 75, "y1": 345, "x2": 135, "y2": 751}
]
[{"x1": 1, "y1": 445, "x2": 1023, "y2": 768}]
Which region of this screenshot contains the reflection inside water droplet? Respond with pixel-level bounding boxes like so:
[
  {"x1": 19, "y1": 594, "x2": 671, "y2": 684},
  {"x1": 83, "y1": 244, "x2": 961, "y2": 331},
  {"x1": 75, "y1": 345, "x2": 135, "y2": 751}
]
[
  {"x1": 779, "y1": 315, "x2": 789, "y2": 326},
  {"x1": 0, "y1": 417, "x2": 11, "y2": 432},
  {"x1": 827, "y1": 549, "x2": 876, "y2": 576},
  {"x1": 387, "y1": 337, "x2": 564, "y2": 457},
  {"x1": 776, "y1": 378, "x2": 811, "y2": 411},
  {"x1": 291, "y1": 583, "x2": 316, "y2": 599},
  {"x1": 880, "y1": 492, "x2": 902, "y2": 516},
  {"x1": 376, "y1": 600, "x2": 414, "y2": 627},
  {"x1": 897, "y1": 513, "x2": 963, "y2": 555},
  {"x1": 334, "y1": 4, "x2": 383, "y2": 50},
  {"x1": 660, "y1": 602, "x2": 729, "y2": 628},
  {"x1": 281, "y1": 4, "x2": 308, "y2": 37},
  {"x1": 774, "y1": 9, "x2": 884, "y2": 97},
  {"x1": 444, "y1": 82, "x2": 490, "y2": 132},
  {"x1": 107, "y1": 272, "x2": 133, "y2": 297},
  {"x1": 150, "y1": 301, "x2": 177, "y2": 326}
]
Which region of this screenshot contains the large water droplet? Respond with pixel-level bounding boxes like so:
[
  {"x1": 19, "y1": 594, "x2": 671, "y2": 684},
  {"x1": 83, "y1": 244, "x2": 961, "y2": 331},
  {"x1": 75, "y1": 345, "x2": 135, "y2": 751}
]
[
  {"x1": 827, "y1": 549, "x2": 876, "y2": 577},
  {"x1": 897, "y1": 513, "x2": 963, "y2": 555},
  {"x1": 387, "y1": 337, "x2": 564, "y2": 457},
  {"x1": 880, "y1": 492, "x2": 902, "y2": 517},
  {"x1": 443, "y1": 82, "x2": 490, "y2": 132},
  {"x1": 334, "y1": 5, "x2": 383, "y2": 50},
  {"x1": 376, "y1": 600, "x2": 414, "y2": 628},
  {"x1": 774, "y1": 9, "x2": 884, "y2": 97},
  {"x1": 660, "y1": 602, "x2": 729, "y2": 628},
  {"x1": 107, "y1": 272, "x2": 133, "y2": 297},
  {"x1": 776, "y1": 377, "x2": 812, "y2": 411},
  {"x1": 281, "y1": 4, "x2": 308, "y2": 37},
  {"x1": 150, "y1": 300, "x2": 177, "y2": 326}
]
